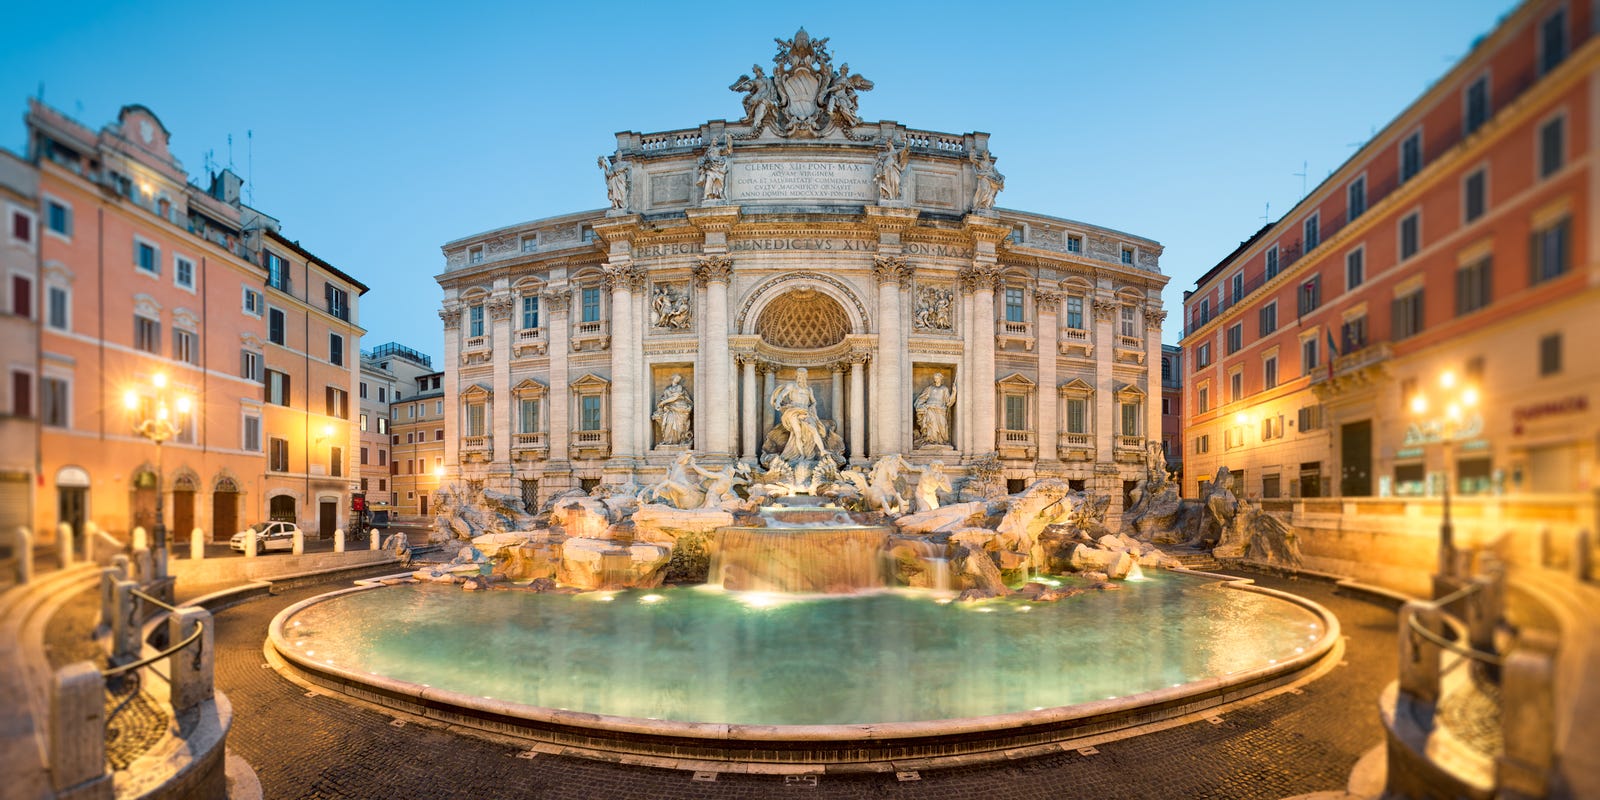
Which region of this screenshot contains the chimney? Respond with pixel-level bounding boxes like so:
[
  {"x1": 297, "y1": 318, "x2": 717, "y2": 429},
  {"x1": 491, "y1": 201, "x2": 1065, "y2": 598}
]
[{"x1": 209, "y1": 168, "x2": 243, "y2": 206}]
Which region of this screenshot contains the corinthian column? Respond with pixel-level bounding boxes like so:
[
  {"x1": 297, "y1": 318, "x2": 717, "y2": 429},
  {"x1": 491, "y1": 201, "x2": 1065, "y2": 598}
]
[
  {"x1": 964, "y1": 266, "x2": 999, "y2": 452},
  {"x1": 488, "y1": 292, "x2": 515, "y2": 467},
  {"x1": 439, "y1": 305, "x2": 463, "y2": 474},
  {"x1": 1036, "y1": 291, "x2": 1062, "y2": 464},
  {"x1": 1145, "y1": 306, "x2": 1167, "y2": 451},
  {"x1": 740, "y1": 356, "x2": 758, "y2": 460},
  {"x1": 696, "y1": 255, "x2": 734, "y2": 457},
  {"x1": 848, "y1": 352, "x2": 867, "y2": 461},
  {"x1": 544, "y1": 289, "x2": 572, "y2": 462},
  {"x1": 872, "y1": 256, "x2": 911, "y2": 455},
  {"x1": 605, "y1": 263, "x2": 643, "y2": 460}
]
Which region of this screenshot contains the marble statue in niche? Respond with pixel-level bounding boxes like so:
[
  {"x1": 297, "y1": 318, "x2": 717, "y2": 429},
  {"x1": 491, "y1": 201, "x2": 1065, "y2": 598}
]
[
  {"x1": 913, "y1": 373, "x2": 957, "y2": 448},
  {"x1": 651, "y1": 284, "x2": 691, "y2": 330},
  {"x1": 652, "y1": 374, "x2": 694, "y2": 446}
]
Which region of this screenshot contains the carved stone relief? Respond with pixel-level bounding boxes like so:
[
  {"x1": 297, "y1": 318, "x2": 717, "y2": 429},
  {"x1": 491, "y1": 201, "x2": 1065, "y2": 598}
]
[{"x1": 913, "y1": 284, "x2": 955, "y2": 331}]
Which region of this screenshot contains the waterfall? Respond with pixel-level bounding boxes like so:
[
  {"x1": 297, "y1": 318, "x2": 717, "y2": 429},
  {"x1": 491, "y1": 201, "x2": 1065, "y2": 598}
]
[{"x1": 710, "y1": 526, "x2": 893, "y2": 593}]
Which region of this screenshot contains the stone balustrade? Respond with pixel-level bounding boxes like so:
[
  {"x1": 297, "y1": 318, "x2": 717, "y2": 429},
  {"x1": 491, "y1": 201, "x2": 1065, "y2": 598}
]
[
  {"x1": 571, "y1": 428, "x2": 611, "y2": 457},
  {"x1": 571, "y1": 319, "x2": 610, "y2": 352},
  {"x1": 996, "y1": 429, "x2": 1037, "y2": 459},
  {"x1": 1058, "y1": 327, "x2": 1092, "y2": 357},
  {"x1": 1057, "y1": 432, "x2": 1094, "y2": 461},
  {"x1": 995, "y1": 319, "x2": 1035, "y2": 351},
  {"x1": 512, "y1": 432, "x2": 549, "y2": 460},
  {"x1": 903, "y1": 130, "x2": 967, "y2": 154}
]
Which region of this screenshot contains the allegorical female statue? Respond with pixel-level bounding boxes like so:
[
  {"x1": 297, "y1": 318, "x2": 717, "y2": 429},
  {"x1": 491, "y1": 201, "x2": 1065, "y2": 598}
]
[
  {"x1": 913, "y1": 373, "x2": 957, "y2": 448},
  {"x1": 652, "y1": 374, "x2": 693, "y2": 446},
  {"x1": 769, "y1": 367, "x2": 830, "y2": 461},
  {"x1": 697, "y1": 135, "x2": 732, "y2": 202},
  {"x1": 874, "y1": 137, "x2": 909, "y2": 200},
  {"x1": 970, "y1": 149, "x2": 1005, "y2": 210},
  {"x1": 598, "y1": 154, "x2": 628, "y2": 210}
]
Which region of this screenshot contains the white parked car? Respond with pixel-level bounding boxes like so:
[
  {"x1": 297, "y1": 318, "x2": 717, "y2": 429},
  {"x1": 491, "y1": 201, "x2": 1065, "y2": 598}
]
[{"x1": 230, "y1": 521, "x2": 301, "y2": 553}]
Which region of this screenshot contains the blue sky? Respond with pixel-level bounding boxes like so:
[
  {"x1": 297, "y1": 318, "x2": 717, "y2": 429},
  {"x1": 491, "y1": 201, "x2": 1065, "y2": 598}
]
[{"x1": 1, "y1": 0, "x2": 1516, "y2": 359}]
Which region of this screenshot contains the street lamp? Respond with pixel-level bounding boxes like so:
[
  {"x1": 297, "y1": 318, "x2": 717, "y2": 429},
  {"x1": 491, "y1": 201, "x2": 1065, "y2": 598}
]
[
  {"x1": 1408, "y1": 370, "x2": 1480, "y2": 597},
  {"x1": 124, "y1": 372, "x2": 192, "y2": 579}
]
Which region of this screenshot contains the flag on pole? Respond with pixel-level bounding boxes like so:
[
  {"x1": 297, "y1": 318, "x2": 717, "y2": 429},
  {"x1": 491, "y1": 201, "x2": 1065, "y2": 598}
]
[{"x1": 1326, "y1": 329, "x2": 1340, "y2": 379}]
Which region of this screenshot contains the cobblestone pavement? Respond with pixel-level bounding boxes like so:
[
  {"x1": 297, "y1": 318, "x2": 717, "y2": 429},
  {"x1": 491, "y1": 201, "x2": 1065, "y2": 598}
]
[
  {"x1": 44, "y1": 585, "x2": 168, "y2": 768},
  {"x1": 215, "y1": 570, "x2": 1397, "y2": 799}
]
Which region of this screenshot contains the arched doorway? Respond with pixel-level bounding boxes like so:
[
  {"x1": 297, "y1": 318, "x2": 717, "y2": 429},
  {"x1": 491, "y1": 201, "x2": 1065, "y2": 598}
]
[
  {"x1": 55, "y1": 466, "x2": 90, "y2": 546},
  {"x1": 268, "y1": 494, "x2": 296, "y2": 523},
  {"x1": 211, "y1": 477, "x2": 239, "y2": 542},
  {"x1": 130, "y1": 467, "x2": 157, "y2": 534},
  {"x1": 171, "y1": 471, "x2": 198, "y2": 538}
]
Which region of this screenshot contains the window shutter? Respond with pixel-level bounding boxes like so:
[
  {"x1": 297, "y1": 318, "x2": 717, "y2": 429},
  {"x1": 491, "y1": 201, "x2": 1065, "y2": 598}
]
[{"x1": 1530, "y1": 229, "x2": 1542, "y2": 284}]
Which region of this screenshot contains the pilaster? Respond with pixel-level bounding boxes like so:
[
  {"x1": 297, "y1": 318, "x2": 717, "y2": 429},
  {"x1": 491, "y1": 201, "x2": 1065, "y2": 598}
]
[
  {"x1": 963, "y1": 215, "x2": 1009, "y2": 458},
  {"x1": 1036, "y1": 291, "x2": 1062, "y2": 464},
  {"x1": 439, "y1": 305, "x2": 463, "y2": 475},
  {"x1": 1145, "y1": 305, "x2": 1167, "y2": 455},
  {"x1": 694, "y1": 255, "x2": 735, "y2": 457},
  {"x1": 543, "y1": 288, "x2": 573, "y2": 464},
  {"x1": 872, "y1": 255, "x2": 913, "y2": 454},
  {"x1": 488, "y1": 290, "x2": 515, "y2": 472},
  {"x1": 1093, "y1": 294, "x2": 1118, "y2": 461}
]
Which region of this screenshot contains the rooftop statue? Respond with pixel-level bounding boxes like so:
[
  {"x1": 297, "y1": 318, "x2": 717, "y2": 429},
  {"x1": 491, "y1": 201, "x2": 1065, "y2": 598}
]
[
  {"x1": 598, "y1": 155, "x2": 629, "y2": 210},
  {"x1": 730, "y1": 29, "x2": 874, "y2": 138},
  {"x1": 971, "y1": 150, "x2": 1005, "y2": 210}
]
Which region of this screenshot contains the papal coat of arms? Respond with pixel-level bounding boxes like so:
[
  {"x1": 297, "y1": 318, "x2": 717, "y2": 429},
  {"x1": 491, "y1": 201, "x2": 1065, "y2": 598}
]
[{"x1": 729, "y1": 29, "x2": 874, "y2": 138}]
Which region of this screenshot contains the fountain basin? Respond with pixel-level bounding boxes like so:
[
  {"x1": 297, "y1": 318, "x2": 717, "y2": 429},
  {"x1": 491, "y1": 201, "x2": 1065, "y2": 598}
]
[{"x1": 268, "y1": 570, "x2": 1341, "y2": 767}]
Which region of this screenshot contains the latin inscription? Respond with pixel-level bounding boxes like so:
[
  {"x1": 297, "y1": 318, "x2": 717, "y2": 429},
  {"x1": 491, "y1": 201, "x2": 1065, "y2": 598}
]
[
  {"x1": 903, "y1": 242, "x2": 974, "y2": 259},
  {"x1": 730, "y1": 238, "x2": 875, "y2": 253},
  {"x1": 730, "y1": 161, "x2": 875, "y2": 201},
  {"x1": 632, "y1": 242, "x2": 703, "y2": 258}
]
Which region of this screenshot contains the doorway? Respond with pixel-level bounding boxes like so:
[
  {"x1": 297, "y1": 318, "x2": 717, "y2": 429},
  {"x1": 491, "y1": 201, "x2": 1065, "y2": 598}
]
[
  {"x1": 319, "y1": 500, "x2": 337, "y2": 540},
  {"x1": 212, "y1": 490, "x2": 238, "y2": 541},
  {"x1": 173, "y1": 490, "x2": 195, "y2": 539},
  {"x1": 1340, "y1": 419, "x2": 1373, "y2": 497}
]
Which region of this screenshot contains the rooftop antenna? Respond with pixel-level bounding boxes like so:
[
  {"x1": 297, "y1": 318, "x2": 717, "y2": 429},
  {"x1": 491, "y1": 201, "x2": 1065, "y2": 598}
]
[
  {"x1": 1260, "y1": 202, "x2": 1271, "y2": 226},
  {"x1": 1348, "y1": 125, "x2": 1377, "y2": 151},
  {"x1": 246, "y1": 129, "x2": 254, "y2": 206},
  {"x1": 1293, "y1": 161, "x2": 1309, "y2": 199},
  {"x1": 227, "y1": 134, "x2": 235, "y2": 171}
]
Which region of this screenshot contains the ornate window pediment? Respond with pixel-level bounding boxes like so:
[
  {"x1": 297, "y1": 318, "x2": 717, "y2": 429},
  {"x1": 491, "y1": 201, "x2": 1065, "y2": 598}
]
[
  {"x1": 460, "y1": 383, "x2": 493, "y2": 402},
  {"x1": 133, "y1": 293, "x2": 162, "y2": 316},
  {"x1": 996, "y1": 372, "x2": 1036, "y2": 390},
  {"x1": 1058, "y1": 377, "x2": 1094, "y2": 397},
  {"x1": 569, "y1": 373, "x2": 611, "y2": 392},
  {"x1": 43, "y1": 260, "x2": 74, "y2": 285},
  {"x1": 512, "y1": 378, "x2": 547, "y2": 399},
  {"x1": 1115, "y1": 382, "x2": 1146, "y2": 401},
  {"x1": 173, "y1": 307, "x2": 198, "y2": 330}
]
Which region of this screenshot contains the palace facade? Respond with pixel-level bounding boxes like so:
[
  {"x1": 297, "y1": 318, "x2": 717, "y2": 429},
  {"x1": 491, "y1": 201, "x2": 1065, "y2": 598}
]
[{"x1": 437, "y1": 32, "x2": 1168, "y2": 522}]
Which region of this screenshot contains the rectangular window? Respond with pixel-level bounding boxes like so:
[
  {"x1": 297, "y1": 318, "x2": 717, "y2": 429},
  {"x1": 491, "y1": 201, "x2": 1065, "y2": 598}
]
[
  {"x1": 1265, "y1": 245, "x2": 1279, "y2": 279},
  {"x1": 135, "y1": 240, "x2": 159, "y2": 275},
  {"x1": 1259, "y1": 302, "x2": 1277, "y2": 336},
  {"x1": 435, "y1": 427, "x2": 444, "y2": 440},
  {"x1": 1303, "y1": 213, "x2": 1320, "y2": 251},
  {"x1": 10, "y1": 209, "x2": 31, "y2": 244},
  {"x1": 172, "y1": 329, "x2": 197, "y2": 365},
  {"x1": 468, "y1": 304, "x2": 484, "y2": 337},
  {"x1": 269, "y1": 437, "x2": 289, "y2": 472},
  {"x1": 330, "y1": 447, "x2": 343, "y2": 478},
  {"x1": 11, "y1": 274, "x2": 31, "y2": 318},
  {"x1": 466, "y1": 403, "x2": 486, "y2": 436},
  {"x1": 1401, "y1": 131, "x2": 1423, "y2": 182},
  {"x1": 1342, "y1": 315, "x2": 1368, "y2": 352},
  {"x1": 581, "y1": 225, "x2": 596, "y2": 243},
  {"x1": 378, "y1": 449, "x2": 387, "y2": 466},
  {"x1": 1297, "y1": 275, "x2": 1321, "y2": 315},
  {"x1": 377, "y1": 417, "x2": 388, "y2": 434},
  {"x1": 241, "y1": 350, "x2": 261, "y2": 381},
  {"x1": 1539, "y1": 116, "x2": 1565, "y2": 179},
  {"x1": 1229, "y1": 371, "x2": 1243, "y2": 403},
  {"x1": 1230, "y1": 272, "x2": 1243, "y2": 302},
  {"x1": 521, "y1": 295, "x2": 540, "y2": 329},
  {"x1": 1264, "y1": 356, "x2": 1279, "y2": 390},
  {"x1": 1347, "y1": 177, "x2": 1367, "y2": 220},
  {"x1": 1392, "y1": 289, "x2": 1425, "y2": 340},
  {"x1": 329, "y1": 333, "x2": 344, "y2": 366},
  {"x1": 1540, "y1": 8, "x2": 1567, "y2": 74},
  {"x1": 1120, "y1": 402, "x2": 1139, "y2": 435},
  {"x1": 1539, "y1": 333, "x2": 1562, "y2": 376},
  {"x1": 268, "y1": 308, "x2": 285, "y2": 345},
  {"x1": 1465, "y1": 75, "x2": 1490, "y2": 135},
  {"x1": 1198, "y1": 297, "x2": 1211, "y2": 324},
  {"x1": 1004, "y1": 288, "x2": 1025, "y2": 322},
  {"x1": 46, "y1": 286, "x2": 67, "y2": 331},
  {"x1": 580, "y1": 395, "x2": 603, "y2": 431},
  {"x1": 1298, "y1": 405, "x2": 1324, "y2": 432},
  {"x1": 134, "y1": 316, "x2": 160, "y2": 354},
  {"x1": 1004, "y1": 395, "x2": 1026, "y2": 430},
  {"x1": 243, "y1": 287, "x2": 263, "y2": 317},
  {"x1": 1399, "y1": 212, "x2": 1420, "y2": 261},
  {"x1": 1065, "y1": 296, "x2": 1084, "y2": 329},
  {"x1": 243, "y1": 415, "x2": 261, "y2": 452},
  {"x1": 1121, "y1": 247, "x2": 1134, "y2": 265},
  {"x1": 359, "y1": 382, "x2": 367, "y2": 400},
  {"x1": 1456, "y1": 257, "x2": 1492, "y2": 315},
  {"x1": 519, "y1": 398, "x2": 541, "y2": 432},
  {"x1": 1464, "y1": 169, "x2": 1486, "y2": 223},
  {"x1": 378, "y1": 387, "x2": 386, "y2": 403},
  {"x1": 1198, "y1": 386, "x2": 1210, "y2": 413},
  {"x1": 1346, "y1": 248, "x2": 1365, "y2": 290},
  {"x1": 1194, "y1": 434, "x2": 1209, "y2": 454},
  {"x1": 174, "y1": 256, "x2": 194, "y2": 290},
  {"x1": 468, "y1": 246, "x2": 484, "y2": 264},
  {"x1": 1065, "y1": 398, "x2": 1087, "y2": 434},
  {"x1": 360, "y1": 413, "x2": 368, "y2": 432},
  {"x1": 521, "y1": 235, "x2": 538, "y2": 253},
  {"x1": 40, "y1": 377, "x2": 67, "y2": 427},
  {"x1": 326, "y1": 387, "x2": 349, "y2": 418},
  {"x1": 1196, "y1": 342, "x2": 1212, "y2": 368},
  {"x1": 1226, "y1": 323, "x2": 1242, "y2": 354},
  {"x1": 325, "y1": 283, "x2": 350, "y2": 321},
  {"x1": 9, "y1": 371, "x2": 29, "y2": 418},
  {"x1": 581, "y1": 287, "x2": 602, "y2": 323},
  {"x1": 1302, "y1": 337, "x2": 1319, "y2": 374},
  {"x1": 1531, "y1": 217, "x2": 1570, "y2": 284},
  {"x1": 1161, "y1": 397, "x2": 1171, "y2": 415},
  {"x1": 266, "y1": 252, "x2": 290, "y2": 292},
  {"x1": 1066, "y1": 235, "x2": 1082, "y2": 253},
  {"x1": 46, "y1": 199, "x2": 71, "y2": 237},
  {"x1": 265, "y1": 369, "x2": 290, "y2": 406},
  {"x1": 1120, "y1": 305, "x2": 1137, "y2": 337}
]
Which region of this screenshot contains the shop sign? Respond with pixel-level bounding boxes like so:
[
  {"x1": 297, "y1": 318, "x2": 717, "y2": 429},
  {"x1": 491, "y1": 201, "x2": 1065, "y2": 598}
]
[
  {"x1": 1512, "y1": 395, "x2": 1588, "y2": 435},
  {"x1": 1403, "y1": 414, "x2": 1484, "y2": 446}
]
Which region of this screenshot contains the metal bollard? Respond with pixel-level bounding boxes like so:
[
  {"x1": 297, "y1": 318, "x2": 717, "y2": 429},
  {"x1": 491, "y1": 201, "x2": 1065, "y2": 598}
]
[
  {"x1": 245, "y1": 528, "x2": 257, "y2": 558},
  {"x1": 1574, "y1": 529, "x2": 1594, "y2": 582},
  {"x1": 58, "y1": 523, "x2": 74, "y2": 569},
  {"x1": 50, "y1": 662, "x2": 109, "y2": 795},
  {"x1": 167, "y1": 607, "x2": 214, "y2": 713},
  {"x1": 14, "y1": 527, "x2": 32, "y2": 584},
  {"x1": 84, "y1": 520, "x2": 100, "y2": 562},
  {"x1": 98, "y1": 566, "x2": 123, "y2": 630},
  {"x1": 334, "y1": 528, "x2": 345, "y2": 553},
  {"x1": 292, "y1": 529, "x2": 304, "y2": 556},
  {"x1": 370, "y1": 529, "x2": 379, "y2": 550},
  {"x1": 1397, "y1": 601, "x2": 1444, "y2": 706},
  {"x1": 190, "y1": 528, "x2": 205, "y2": 561},
  {"x1": 112, "y1": 580, "x2": 141, "y2": 662}
]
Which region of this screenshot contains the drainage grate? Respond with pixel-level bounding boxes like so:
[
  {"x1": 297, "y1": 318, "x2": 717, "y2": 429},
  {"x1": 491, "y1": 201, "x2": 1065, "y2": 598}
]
[
  {"x1": 389, "y1": 719, "x2": 407, "y2": 728},
  {"x1": 1076, "y1": 746, "x2": 1099, "y2": 756},
  {"x1": 895, "y1": 771, "x2": 921, "y2": 782},
  {"x1": 692, "y1": 771, "x2": 718, "y2": 783},
  {"x1": 516, "y1": 750, "x2": 538, "y2": 760}
]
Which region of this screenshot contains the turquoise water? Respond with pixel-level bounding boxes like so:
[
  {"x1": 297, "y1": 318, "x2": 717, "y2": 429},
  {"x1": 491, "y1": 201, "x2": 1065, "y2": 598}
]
[{"x1": 283, "y1": 573, "x2": 1322, "y2": 725}]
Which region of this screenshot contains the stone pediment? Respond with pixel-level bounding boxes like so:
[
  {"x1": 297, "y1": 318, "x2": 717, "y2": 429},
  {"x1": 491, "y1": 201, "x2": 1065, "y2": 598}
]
[
  {"x1": 570, "y1": 373, "x2": 611, "y2": 391},
  {"x1": 460, "y1": 383, "x2": 492, "y2": 401},
  {"x1": 996, "y1": 372, "x2": 1036, "y2": 389},
  {"x1": 1115, "y1": 382, "x2": 1146, "y2": 400},
  {"x1": 1058, "y1": 378, "x2": 1094, "y2": 396}
]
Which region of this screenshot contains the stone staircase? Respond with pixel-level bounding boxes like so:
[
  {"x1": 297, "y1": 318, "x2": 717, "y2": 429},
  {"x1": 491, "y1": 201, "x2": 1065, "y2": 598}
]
[{"x1": 1165, "y1": 551, "x2": 1222, "y2": 572}]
